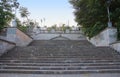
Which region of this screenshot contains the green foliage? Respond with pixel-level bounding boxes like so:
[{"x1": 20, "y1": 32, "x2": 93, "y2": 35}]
[
  {"x1": 47, "y1": 27, "x2": 52, "y2": 32},
  {"x1": 0, "y1": 0, "x2": 19, "y2": 31},
  {"x1": 61, "y1": 24, "x2": 66, "y2": 32},
  {"x1": 69, "y1": 0, "x2": 120, "y2": 40},
  {"x1": 61, "y1": 25, "x2": 72, "y2": 31},
  {"x1": 19, "y1": 6, "x2": 30, "y2": 32},
  {"x1": 51, "y1": 24, "x2": 57, "y2": 30},
  {"x1": 16, "y1": 18, "x2": 27, "y2": 32},
  {"x1": 19, "y1": 7, "x2": 30, "y2": 21},
  {"x1": 18, "y1": 26, "x2": 28, "y2": 32},
  {"x1": 47, "y1": 24, "x2": 72, "y2": 32}
]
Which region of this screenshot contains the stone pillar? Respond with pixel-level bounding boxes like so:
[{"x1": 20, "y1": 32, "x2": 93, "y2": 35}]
[
  {"x1": 51, "y1": 29, "x2": 55, "y2": 33},
  {"x1": 6, "y1": 27, "x2": 17, "y2": 43},
  {"x1": 66, "y1": 29, "x2": 70, "y2": 33},
  {"x1": 6, "y1": 19, "x2": 17, "y2": 43},
  {"x1": 105, "y1": 27, "x2": 117, "y2": 45},
  {"x1": 11, "y1": 19, "x2": 17, "y2": 27}
]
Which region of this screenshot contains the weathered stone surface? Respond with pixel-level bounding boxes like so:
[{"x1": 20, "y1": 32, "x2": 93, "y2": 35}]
[
  {"x1": 7, "y1": 28, "x2": 33, "y2": 46},
  {"x1": 0, "y1": 39, "x2": 15, "y2": 56},
  {"x1": 88, "y1": 27, "x2": 117, "y2": 46},
  {"x1": 0, "y1": 40, "x2": 120, "y2": 76},
  {"x1": 0, "y1": 73, "x2": 120, "y2": 77},
  {"x1": 32, "y1": 33, "x2": 86, "y2": 40},
  {"x1": 111, "y1": 41, "x2": 120, "y2": 53}
]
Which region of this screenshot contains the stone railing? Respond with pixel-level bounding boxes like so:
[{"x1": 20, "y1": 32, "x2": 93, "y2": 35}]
[{"x1": 33, "y1": 30, "x2": 82, "y2": 34}]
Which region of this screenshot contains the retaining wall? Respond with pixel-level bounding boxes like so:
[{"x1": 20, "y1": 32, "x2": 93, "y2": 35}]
[
  {"x1": 0, "y1": 39, "x2": 15, "y2": 56},
  {"x1": 88, "y1": 27, "x2": 117, "y2": 46},
  {"x1": 111, "y1": 42, "x2": 120, "y2": 53},
  {"x1": 32, "y1": 33, "x2": 86, "y2": 40}
]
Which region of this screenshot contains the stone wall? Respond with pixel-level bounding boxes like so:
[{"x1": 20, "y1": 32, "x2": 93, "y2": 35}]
[
  {"x1": 32, "y1": 33, "x2": 86, "y2": 40},
  {"x1": 88, "y1": 27, "x2": 117, "y2": 46},
  {"x1": 15, "y1": 29, "x2": 33, "y2": 46},
  {"x1": 111, "y1": 42, "x2": 120, "y2": 53},
  {"x1": 0, "y1": 39, "x2": 15, "y2": 56},
  {"x1": 7, "y1": 28, "x2": 33, "y2": 46}
]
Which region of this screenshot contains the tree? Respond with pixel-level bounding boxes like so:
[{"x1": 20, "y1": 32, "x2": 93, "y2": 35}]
[
  {"x1": 16, "y1": 18, "x2": 27, "y2": 32},
  {"x1": 69, "y1": 0, "x2": 120, "y2": 40},
  {"x1": 19, "y1": 6, "x2": 30, "y2": 22},
  {"x1": 19, "y1": 6, "x2": 31, "y2": 32},
  {"x1": 0, "y1": 0, "x2": 19, "y2": 31}
]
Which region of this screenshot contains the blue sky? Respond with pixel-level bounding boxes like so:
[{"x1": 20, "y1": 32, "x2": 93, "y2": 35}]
[{"x1": 17, "y1": 0, "x2": 76, "y2": 27}]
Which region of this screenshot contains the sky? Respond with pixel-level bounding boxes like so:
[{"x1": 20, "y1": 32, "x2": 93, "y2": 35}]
[{"x1": 17, "y1": 0, "x2": 77, "y2": 27}]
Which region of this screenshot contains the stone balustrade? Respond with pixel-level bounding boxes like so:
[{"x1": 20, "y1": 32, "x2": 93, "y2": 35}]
[{"x1": 33, "y1": 30, "x2": 82, "y2": 34}]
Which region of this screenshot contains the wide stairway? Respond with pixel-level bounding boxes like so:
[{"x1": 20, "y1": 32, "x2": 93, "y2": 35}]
[{"x1": 0, "y1": 40, "x2": 120, "y2": 77}]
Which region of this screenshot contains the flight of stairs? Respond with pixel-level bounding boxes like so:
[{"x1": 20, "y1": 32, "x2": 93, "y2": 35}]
[{"x1": 0, "y1": 40, "x2": 120, "y2": 77}]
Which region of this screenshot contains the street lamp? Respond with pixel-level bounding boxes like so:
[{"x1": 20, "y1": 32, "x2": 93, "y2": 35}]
[
  {"x1": 12, "y1": 2, "x2": 19, "y2": 27},
  {"x1": 106, "y1": 0, "x2": 112, "y2": 27}
]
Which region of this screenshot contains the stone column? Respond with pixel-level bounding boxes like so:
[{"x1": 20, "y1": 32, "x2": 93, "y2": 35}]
[
  {"x1": 6, "y1": 27, "x2": 17, "y2": 43},
  {"x1": 105, "y1": 27, "x2": 117, "y2": 45},
  {"x1": 6, "y1": 19, "x2": 17, "y2": 43}
]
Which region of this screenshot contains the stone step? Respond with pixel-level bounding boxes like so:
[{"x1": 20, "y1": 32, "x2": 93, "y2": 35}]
[
  {"x1": 1, "y1": 62, "x2": 120, "y2": 67},
  {"x1": 0, "y1": 40, "x2": 120, "y2": 75},
  {"x1": 4, "y1": 46, "x2": 118, "y2": 57},
  {"x1": 0, "y1": 59, "x2": 120, "y2": 63},
  {"x1": 29, "y1": 40, "x2": 94, "y2": 46},
  {"x1": 29, "y1": 45, "x2": 94, "y2": 48},
  {"x1": 1, "y1": 56, "x2": 118, "y2": 58},
  {"x1": 6, "y1": 47, "x2": 118, "y2": 55},
  {"x1": 1, "y1": 56, "x2": 119, "y2": 61},
  {"x1": 1, "y1": 63, "x2": 120, "y2": 68},
  {"x1": 1, "y1": 60, "x2": 120, "y2": 67},
  {"x1": 0, "y1": 53, "x2": 120, "y2": 57},
  {"x1": 9, "y1": 46, "x2": 115, "y2": 51},
  {"x1": 2, "y1": 55, "x2": 119, "y2": 59},
  {"x1": 1, "y1": 73, "x2": 120, "y2": 77},
  {"x1": 1, "y1": 65, "x2": 120, "y2": 71},
  {"x1": 3, "y1": 49, "x2": 120, "y2": 59},
  {"x1": 0, "y1": 69, "x2": 120, "y2": 74}
]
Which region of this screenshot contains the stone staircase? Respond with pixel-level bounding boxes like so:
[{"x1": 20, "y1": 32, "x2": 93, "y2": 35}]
[{"x1": 0, "y1": 40, "x2": 120, "y2": 77}]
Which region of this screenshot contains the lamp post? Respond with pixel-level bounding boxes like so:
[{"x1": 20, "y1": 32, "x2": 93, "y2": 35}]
[
  {"x1": 12, "y1": 2, "x2": 19, "y2": 27},
  {"x1": 106, "y1": 0, "x2": 112, "y2": 27}
]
